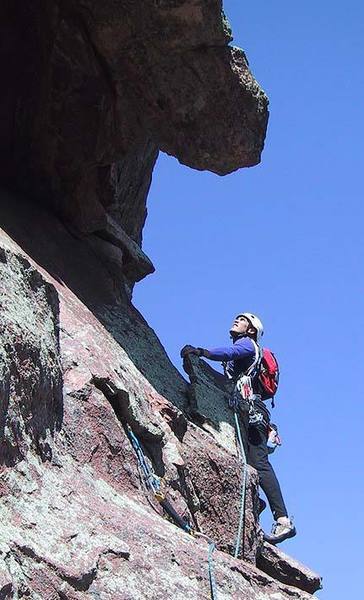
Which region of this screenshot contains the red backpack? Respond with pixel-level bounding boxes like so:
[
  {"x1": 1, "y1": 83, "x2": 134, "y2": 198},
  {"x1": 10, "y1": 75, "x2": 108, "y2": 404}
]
[{"x1": 258, "y1": 348, "x2": 280, "y2": 401}]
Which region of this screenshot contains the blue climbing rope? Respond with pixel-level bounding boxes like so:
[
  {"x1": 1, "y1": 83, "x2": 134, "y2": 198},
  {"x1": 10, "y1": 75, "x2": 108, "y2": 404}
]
[
  {"x1": 233, "y1": 409, "x2": 248, "y2": 559},
  {"x1": 208, "y1": 541, "x2": 218, "y2": 600}
]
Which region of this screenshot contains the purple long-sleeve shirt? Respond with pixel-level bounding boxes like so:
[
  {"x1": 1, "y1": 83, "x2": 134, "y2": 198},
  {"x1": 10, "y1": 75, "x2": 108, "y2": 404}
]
[{"x1": 207, "y1": 336, "x2": 256, "y2": 379}]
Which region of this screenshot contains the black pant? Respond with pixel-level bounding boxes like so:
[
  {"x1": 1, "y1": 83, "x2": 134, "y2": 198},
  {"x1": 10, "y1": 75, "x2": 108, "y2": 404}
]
[{"x1": 247, "y1": 423, "x2": 288, "y2": 520}]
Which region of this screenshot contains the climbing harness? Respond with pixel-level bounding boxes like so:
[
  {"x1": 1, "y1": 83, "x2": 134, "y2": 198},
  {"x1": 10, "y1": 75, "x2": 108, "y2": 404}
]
[
  {"x1": 236, "y1": 341, "x2": 265, "y2": 426},
  {"x1": 223, "y1": 339, "x2": 263, "y2": 425},
  {"x1": 233, "y1": 409, "x2": 248, "y2": 559}
]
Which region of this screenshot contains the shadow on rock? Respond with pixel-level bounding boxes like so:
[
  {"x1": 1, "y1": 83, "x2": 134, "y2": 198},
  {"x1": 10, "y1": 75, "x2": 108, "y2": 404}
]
[{"x1": 0, "y1": 190, "x2": 188, "y2": 418}]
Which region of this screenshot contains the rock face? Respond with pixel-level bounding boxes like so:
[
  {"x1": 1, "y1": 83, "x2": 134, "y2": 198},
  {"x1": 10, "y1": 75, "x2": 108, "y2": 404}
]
[
  {"x1": 0, "y1": 249, "x2": 62, "y2": 465},
  {"x1": 0, "y1": 3, "x2": 320, "y2": 598},
  {"x1": 0, "y1": 193, "x2": 321, "y2": 599}
]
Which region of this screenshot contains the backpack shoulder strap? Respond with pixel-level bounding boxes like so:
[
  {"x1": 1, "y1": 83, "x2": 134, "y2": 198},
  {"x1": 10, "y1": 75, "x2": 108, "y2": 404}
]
[{"x1": 245, "y1": 338, "x2": 262, "y2": 377}]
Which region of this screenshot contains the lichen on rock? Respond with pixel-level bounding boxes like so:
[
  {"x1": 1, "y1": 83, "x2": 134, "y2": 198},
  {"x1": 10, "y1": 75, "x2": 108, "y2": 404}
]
[{"x1": 0, "y1": 247, "x2": 62, "y2": 465}]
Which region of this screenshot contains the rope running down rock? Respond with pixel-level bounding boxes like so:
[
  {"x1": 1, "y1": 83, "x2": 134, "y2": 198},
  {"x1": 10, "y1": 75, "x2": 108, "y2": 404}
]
[{"x1": 233, "y1": 408, "x2": 248, "y2": 559}]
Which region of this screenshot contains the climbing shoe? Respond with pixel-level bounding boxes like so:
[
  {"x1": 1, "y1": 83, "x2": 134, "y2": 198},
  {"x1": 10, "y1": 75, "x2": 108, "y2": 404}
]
[{"x1": 263, "y1": 518, "x2": 296, "y2": 545}]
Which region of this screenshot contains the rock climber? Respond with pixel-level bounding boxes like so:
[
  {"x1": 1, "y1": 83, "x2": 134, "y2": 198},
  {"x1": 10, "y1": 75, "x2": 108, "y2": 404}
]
[{"x1": 180, "y1": 312, "x2": 296, "y2": 545}]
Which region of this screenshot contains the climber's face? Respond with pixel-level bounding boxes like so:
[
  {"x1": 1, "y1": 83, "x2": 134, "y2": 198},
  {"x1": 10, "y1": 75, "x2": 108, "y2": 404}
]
[{"x1": 230, "y1": 315, "x2": 256, "y2": 338}]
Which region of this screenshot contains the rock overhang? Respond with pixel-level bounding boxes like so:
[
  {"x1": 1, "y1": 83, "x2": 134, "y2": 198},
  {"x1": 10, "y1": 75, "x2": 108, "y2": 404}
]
[{"x1": 0, "y1": 0, "x2": 268, "y2": 231}]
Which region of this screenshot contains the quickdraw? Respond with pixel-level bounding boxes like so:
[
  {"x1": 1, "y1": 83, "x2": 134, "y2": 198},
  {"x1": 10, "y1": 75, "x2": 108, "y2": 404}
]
[{"x1": 126, "y1": 424, "x2": 193, "y2": 534}]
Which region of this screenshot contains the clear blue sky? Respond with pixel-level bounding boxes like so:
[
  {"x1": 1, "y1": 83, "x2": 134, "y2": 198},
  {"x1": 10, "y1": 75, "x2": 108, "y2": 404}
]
[{"x1": 134, "y1": 2, "x2": 364, "y2": 598}]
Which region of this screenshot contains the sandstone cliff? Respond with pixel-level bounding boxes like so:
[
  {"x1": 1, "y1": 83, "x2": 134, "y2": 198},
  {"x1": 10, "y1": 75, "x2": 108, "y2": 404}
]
[{"x1": 0, "y1": 2, "x2": 320, "y2": 598}]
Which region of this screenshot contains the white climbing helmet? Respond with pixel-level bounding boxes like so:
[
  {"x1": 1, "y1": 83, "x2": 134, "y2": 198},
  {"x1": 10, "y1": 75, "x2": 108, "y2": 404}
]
[{"x1": 239, "y1": 312, "x2": 264, "y2": 342}]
